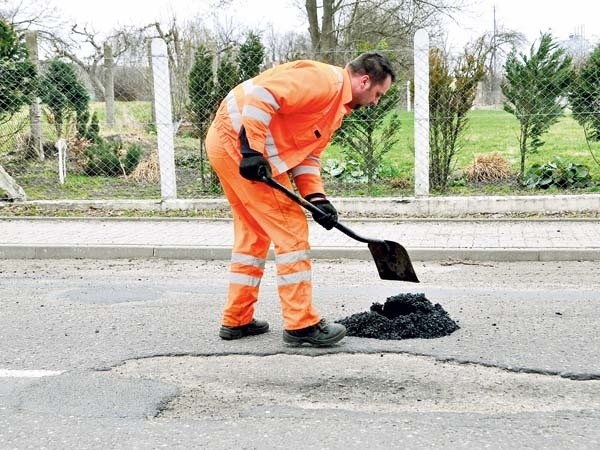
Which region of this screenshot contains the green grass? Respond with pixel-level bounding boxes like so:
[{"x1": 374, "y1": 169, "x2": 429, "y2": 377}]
[
  {"x1": 89, "y1": 101, "x2": 153, "y2": 135},
  {"x1": 324, "y1": 110, "x2": 600, "y2": 179},
  {"x1": 459, "y1": 110, "x2": 599, "y2": 178}
]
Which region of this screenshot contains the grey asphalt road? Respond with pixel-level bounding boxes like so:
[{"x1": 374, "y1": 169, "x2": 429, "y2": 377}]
[{"x1": 1, "y1": 258, "x2": 599, "y2": 449}]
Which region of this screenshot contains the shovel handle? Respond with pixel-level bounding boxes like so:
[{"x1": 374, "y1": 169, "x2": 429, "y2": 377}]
[{"x1": 261, "y1": 175, "x2": 374, "y2": 245}]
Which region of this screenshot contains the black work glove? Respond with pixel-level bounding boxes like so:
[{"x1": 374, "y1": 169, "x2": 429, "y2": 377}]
[
  {"x1": 239, "y1": 153, "x2": 272, "y2": 181},
  {"x1": 306, "y1": 193, "x2": 338, "y2": 230},
  {"x1": 239, "y1": 125, "x2": 272, "y2": 181}
]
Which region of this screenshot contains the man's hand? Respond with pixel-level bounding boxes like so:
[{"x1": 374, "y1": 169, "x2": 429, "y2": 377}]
[
  {"x1": 239, "y1": 125, "x2": 272, "y2": 181},
  {"x1": 239, "y1": 153, "x2": 272, "y2": 181},
  {"x1": 306, "y1": 194, "x2": 338, "y2": 230}
]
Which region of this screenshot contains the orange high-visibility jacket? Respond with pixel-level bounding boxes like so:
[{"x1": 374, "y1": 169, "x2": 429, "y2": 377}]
[{"x1": 212, "y1": 60, "x2": 353, "y2": 196}]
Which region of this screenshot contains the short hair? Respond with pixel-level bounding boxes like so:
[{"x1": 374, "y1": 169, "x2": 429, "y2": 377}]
[{"x1": 347, "y1": 51, "x2": 396, "y2": 84}]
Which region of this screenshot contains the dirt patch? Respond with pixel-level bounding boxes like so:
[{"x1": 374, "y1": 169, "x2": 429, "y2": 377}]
[{"x1": 337, "y1": 293, "x2": 459, "y2": 340}]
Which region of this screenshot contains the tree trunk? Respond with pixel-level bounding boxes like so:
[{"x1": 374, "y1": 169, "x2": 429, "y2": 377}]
[
  {"x1": 305, "y1": 0, "x2": 337, "y2": 61},
  {"x1": 305, "y1": 0, "x2": 320, "y2": 56},
  {"x1": 147, "y1": 40, "x2": 156, "y2": 124},
  {"x1": 321, "y1": 0, "x2": 335, "y2": 62},
  {"x1": 519, "y1": 123, "x2": 528, "y2": 182}
]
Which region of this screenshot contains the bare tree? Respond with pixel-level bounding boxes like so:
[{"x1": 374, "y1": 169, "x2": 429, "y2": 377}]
[
  {"x1": 477, "y1": 28, "x2": 526, "y2": 105},
  {"x1": 0, "y1": 0, "x2": 59, "y2": 32},
  {"x1": 300, "y1": 0, "x2": 461, "y2": 61},
  {"x1": 263, "y1": 25, "x2": 312, "y2": 65},
  {"x1": 47, "y1": 25, "x2": 134, "y2": 100}
]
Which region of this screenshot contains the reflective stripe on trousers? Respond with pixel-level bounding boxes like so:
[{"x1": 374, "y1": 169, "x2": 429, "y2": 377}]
[{"x1": 205, "y1": 124, "x2": 320, "y2": 330}]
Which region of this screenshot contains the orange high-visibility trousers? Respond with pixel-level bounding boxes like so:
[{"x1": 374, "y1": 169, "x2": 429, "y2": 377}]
[{"x1": 206, "y1": 124, "x2": 321, "y2": 331}]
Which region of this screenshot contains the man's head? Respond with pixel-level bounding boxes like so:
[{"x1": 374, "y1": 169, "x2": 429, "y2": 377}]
[{"x1": 346, "y1": 51, "x2": 396, "y2": 110}]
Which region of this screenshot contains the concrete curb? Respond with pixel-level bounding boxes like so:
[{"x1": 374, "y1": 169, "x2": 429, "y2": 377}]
[{"x1": 2, "y1": 244, "x2": 599, "y2": 262}]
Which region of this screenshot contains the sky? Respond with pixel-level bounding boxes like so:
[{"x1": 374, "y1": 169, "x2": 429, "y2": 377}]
[{"x1": 44, "y1": 0, "x2": 599, "y2": 48}]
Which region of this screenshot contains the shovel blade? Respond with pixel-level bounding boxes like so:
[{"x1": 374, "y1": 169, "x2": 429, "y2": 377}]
[{"x1": 368, "y1": 240, "x2": 419, "y2": 283}]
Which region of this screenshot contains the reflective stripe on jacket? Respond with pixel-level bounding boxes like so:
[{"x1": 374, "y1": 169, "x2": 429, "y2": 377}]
[{"x1": 212, "y1": 60, "x2": 352, "y2": 197}]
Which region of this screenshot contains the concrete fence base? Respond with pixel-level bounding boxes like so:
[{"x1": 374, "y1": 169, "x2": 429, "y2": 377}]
[{"x1": 3, "y1": 193, "x2": 599, "y2": 217}]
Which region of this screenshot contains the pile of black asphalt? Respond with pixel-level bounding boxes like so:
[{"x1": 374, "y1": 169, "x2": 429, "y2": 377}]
[{"x1": 337, "y1": 293, "x2": 459, "y2": 340}]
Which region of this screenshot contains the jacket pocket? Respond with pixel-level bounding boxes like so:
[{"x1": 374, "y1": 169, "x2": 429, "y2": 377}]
[{"x1": 292, "y1": 126, "x2": 323, "y2": 149}]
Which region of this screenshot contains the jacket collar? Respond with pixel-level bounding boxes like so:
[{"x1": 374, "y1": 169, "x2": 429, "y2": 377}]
[{"x1": 340, "y1": 68, "x2": 353, "y2": 115}]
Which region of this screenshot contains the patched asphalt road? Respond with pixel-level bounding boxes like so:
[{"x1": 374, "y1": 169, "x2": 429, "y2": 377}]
[{"x1": 1, "y1": 259, "x2": 599, "y2": 449}]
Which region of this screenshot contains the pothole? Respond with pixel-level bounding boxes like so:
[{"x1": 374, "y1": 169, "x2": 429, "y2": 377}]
[{"x1": 113, "y1": 353, "x2": 600, "y2": 419}]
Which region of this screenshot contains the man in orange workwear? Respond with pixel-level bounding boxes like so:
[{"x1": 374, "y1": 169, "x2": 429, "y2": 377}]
[{"x1": 205, "y1": 51, "x2": 395, "y2": 347}]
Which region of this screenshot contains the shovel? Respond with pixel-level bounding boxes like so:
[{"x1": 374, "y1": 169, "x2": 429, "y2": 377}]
[{"x1": 261, "y1": 176, "x2": 419, "y2": 283}]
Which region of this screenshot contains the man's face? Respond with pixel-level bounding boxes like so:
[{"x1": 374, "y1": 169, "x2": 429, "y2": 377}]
[{"x1": 350, "y1": 74, "x2": 392, "y2": 110}]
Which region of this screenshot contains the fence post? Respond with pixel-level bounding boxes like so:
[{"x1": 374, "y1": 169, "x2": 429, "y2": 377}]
[
  {"x1": 151, "y1": 38, "x2": 177, "y2": 200},
  {"x1": 25, "y1": 31, "x2": 44, "y2": 161},
  {"x1": 413, "y1": 29, "x2": 430, "y2": 197},
  {"x1": 56, "y1": 139, "x2": 67, "y2": 184},
  {"x1": 104, "y1": 42, "x2": 115, "y2": 128}
]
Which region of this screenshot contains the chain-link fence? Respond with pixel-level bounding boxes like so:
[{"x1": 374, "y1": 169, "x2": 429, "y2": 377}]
[{"x1": 1, "y1": 27, "x2": 599, "y2": 202}]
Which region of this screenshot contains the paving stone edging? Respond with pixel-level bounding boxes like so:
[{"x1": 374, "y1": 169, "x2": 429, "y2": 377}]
[{"x1": 2, "y1": 244, "x2": 599, "y2": 262}]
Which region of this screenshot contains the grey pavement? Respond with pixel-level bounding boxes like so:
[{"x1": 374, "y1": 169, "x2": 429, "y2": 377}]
[
  {"x1": 1, "y1": 216, "x2": 599, "y2": 261},
  {"x1": 3, "y1": 196, "x2": 600, "y2": 448},
  {"x1": 2, "y1": 258, "x2": 600, "y2": 449}
]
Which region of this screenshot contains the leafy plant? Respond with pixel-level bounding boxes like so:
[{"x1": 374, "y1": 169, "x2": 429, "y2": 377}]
[
  {"x1": 237, "y1": 32, "x2": 265, "y2": 82},
  {"x1": 524, "y1": 156, "x2": 592, "y2": 189},
  {"x1": 322, "y1": 158, "x2": 367, "y2": 182},
  {"x1": 569, "y1": 43, "x2": 600, "y2": 141},
  {"x1": 188, "y1": 45, "x2": 218, "y2": 187},
  {"x1": 0, "y1": 20, "x2": 37, "y2": 128},
  {"x1": 188, "y1": 45, "x2": 216, "y2": 140},
  {"x1": 84, "y1": 140, "x2": 141, "y2": 177},
  {"x1": 40, "y1": 59, "x2": 90, "y2": 139},
  {"x1": 215, "y1": 50, "x2": 238, "y2": 104},
  {"x1": 334, "y1": 46, "x2": 402, "y2": 192},
  {"x1": 502, "y1": 33, "x2": 573, "y2": 181},
  {"x1": 429, "y1": 40, "x2": 487, "y2": 192},
  {"x1": 122, "y1": 143, "x2": 142, "y2": 174},
  {"x1": 82, "y1": 111, "x2": 101, "y2": 144},
  {"x1": 569, "y1": 43, "x2": 600, "y2": 171}
]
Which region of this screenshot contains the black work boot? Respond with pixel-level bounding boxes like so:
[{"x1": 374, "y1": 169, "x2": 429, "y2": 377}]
[
  {"x1": 283, "y1": 319, "x2": 346, "y2": 347},
  {"x1": 219, "y1": 319, "x2": 270, "y2": 340}
]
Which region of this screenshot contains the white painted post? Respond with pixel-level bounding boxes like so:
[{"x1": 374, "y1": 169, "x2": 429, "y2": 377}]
[
  {"x1": 413, "y1": 29, "x2": 430, "y2": 197},
  {"x1": 151, "y1": 38, "x2": 177, "y2": 200},
  {"x1": 56, "y1": 138, "x2": 67, "y2": 184}
]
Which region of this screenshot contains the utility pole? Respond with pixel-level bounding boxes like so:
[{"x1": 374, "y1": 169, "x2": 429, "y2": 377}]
[{"x1": 490, "y1": 4, "x2": 497, "y2": 105}]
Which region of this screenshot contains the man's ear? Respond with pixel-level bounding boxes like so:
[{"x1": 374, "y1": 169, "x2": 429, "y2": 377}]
[{"x1": 360, "y1": 74, "x2": 371, "y2": 89}]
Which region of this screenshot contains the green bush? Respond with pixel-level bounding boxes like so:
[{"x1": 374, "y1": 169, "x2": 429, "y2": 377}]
[
  {"x1": 84, "y1": 141, "x2": 121, "y2": 177},
  {"x1": 83, "y1": 111, "x2": 101, "y2": 144},
  {"x1": 502, "y1": 33, "x2": 573, "y2": 181},
  {"x1": 40, "y1": 59, "x2": 90, "y2": 139},
  {"x1": 84, "y1": 141, "x2": 141, "y2": 177},
  {"x1": 524, "y1": 156, "x2": 593, "y2": 189},
  {"x1": 569, "y1": 43, "x2": 600, "y2": 141},
  {"x1": 0, "y1": 20, "x2": 37, "y2": 126},
  {"x1": 122, "y1": 143, "x2": 142, "y2": 174}
]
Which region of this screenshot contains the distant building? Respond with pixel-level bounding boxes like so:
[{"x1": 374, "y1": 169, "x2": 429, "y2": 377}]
[{"x1": 560, "y1": 27, "x2": 596, "y2": 65}]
